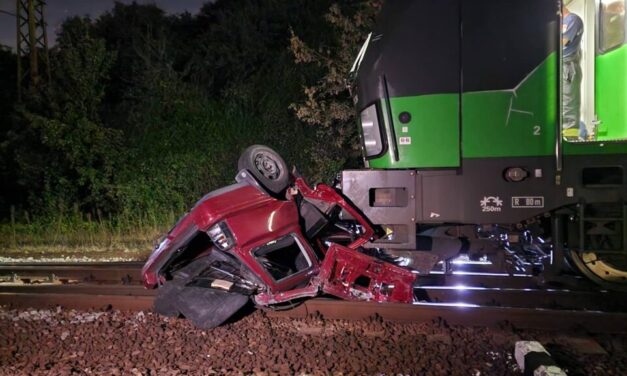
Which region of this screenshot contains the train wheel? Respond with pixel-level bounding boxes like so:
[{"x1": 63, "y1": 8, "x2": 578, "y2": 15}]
[{"x1": 568, "y1": 250, "x2": 627, "y2": 291}]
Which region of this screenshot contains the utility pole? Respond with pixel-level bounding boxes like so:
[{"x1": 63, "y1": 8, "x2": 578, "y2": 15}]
[{"x1": 15, "y1": 0, "x2": 50, "y2": 101}]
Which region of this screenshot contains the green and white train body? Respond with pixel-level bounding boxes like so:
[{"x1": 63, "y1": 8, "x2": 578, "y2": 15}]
[{"x1": 343, "y1": 0, "x2": 627, "y2": 285}]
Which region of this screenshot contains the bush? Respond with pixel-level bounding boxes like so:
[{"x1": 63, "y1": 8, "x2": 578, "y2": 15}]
[
  {"x1": 0, "y1": 0, "x2": 380, "y2": 253},
  {"x1": 289, "y1": 1, "x2": 383, "y2": 181}
]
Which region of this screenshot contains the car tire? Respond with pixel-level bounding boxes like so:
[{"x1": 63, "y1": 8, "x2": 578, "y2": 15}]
[{"x1": 238, "y1": 145, "x2": 289, "y2": 195}]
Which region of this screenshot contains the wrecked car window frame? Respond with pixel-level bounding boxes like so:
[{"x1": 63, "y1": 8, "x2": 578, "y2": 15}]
[{"x1": 251, "y1": 233, "x2": 314, "y2": 283}]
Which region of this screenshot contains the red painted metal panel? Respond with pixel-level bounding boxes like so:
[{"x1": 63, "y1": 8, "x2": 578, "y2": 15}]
[{"x1": 319, "y1": 244, "x2": 415, "y2": 304}]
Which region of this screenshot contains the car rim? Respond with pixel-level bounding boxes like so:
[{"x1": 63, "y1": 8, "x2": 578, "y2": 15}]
[{"x1": 254, "y1": 152, "x2": 281, "y2": 181}]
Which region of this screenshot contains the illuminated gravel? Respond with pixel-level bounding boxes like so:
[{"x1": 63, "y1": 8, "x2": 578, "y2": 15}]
[{"x1": 1, "y1": 307, "x2": 626, "y2": 375}]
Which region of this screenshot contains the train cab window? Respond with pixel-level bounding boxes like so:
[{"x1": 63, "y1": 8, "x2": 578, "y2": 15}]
[{"x1": 600, "y1": 0, "x2": 626, "y2": 52}]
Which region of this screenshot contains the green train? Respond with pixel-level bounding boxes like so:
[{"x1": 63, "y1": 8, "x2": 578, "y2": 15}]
[{"x1": 342, "y1": 0, "x2": 627, "y2": 289}]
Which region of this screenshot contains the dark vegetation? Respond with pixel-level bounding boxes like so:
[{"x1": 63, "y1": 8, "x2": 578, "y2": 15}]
[{"x1": 0, "y1": 0, "x2": 378, "y2": 255}]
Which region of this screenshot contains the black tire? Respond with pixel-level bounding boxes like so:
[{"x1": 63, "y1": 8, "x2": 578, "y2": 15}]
[{"x1": 238, "y1": 145, "x2": 289, "y2": 195}]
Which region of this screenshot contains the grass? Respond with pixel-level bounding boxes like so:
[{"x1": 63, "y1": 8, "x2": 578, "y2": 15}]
[
  {"x1": 0, "y1": 212, "x2": 179, "y2": 261},
  {"x1": 0, "y1": 67, "x2": 322, "y2": 262}
]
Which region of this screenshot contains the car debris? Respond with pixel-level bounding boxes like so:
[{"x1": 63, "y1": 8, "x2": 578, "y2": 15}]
[{"x1": 142, "y1": 145, "x2": 416, "y2": 328}]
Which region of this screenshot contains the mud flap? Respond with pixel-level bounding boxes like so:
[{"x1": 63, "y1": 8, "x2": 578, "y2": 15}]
[
  {"x1": 319, "y1": 244, "x2": 416, "y2": 303},
  {"x1": 175, "y1": 287, "x2": 248, "y2": 329},
  {"x1": 153, "y1": 251, "x2": 252, "y2": 328},
  {"x1": 155, "y1": 279, "x2": 249, "y2": 328},
  {"x1": 154, "y1": 282, "x2": 183, "y2": 317}
]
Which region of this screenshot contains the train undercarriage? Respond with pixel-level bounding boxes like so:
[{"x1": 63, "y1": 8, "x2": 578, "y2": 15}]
[{"x1": 340, "y1": 152, "x2": 627, "y2": 293}]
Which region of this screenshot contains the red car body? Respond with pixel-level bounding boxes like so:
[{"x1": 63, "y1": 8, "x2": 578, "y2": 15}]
[{"x1": 142, "y1": 171, "x2": 415, "y2": 307}]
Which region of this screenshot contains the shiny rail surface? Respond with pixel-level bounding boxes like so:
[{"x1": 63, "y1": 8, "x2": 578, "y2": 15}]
[
  {"x1": 1, "y1": 263, "x2": 626, "y2": 333},
  {"x1": 0, "y1": 262, "x2": 144, "y2": 285},
  {"x1": 0, "y1": 284, "x2": 154, "y2": 311},
  {"x1": 413, "y1": 285, "x2": 627, "y2": 312},
  {"x1": 0, "y1": 284, "x2": 626, "y2": 333}
]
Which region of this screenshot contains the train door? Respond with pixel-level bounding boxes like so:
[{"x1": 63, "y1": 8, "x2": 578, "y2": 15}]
[
  {"x1": 564, "y1": 0, "x2": 597, "y2": 139},
  {"x1": 562, "y1": 0, "x2": 627, "y2": 142},
  {"x1": 595, "y1": 0, "x2": 627, "y2": 141}
]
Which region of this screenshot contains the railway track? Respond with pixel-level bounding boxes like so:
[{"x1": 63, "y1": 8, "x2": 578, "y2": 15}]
[
  {"x1": 0, "y1": 261, "x2": 144, "y2": 284},
  {"x1": 1, "y1": 262, "x2": 627, "y2": 333},
  {"x1": 0, "y1": 286, "x2": 154, "y2": 311}
]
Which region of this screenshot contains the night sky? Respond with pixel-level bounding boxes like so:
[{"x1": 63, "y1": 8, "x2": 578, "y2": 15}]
[{"x1": 0, "y1": 0, "x2": 207, "y2": 49}]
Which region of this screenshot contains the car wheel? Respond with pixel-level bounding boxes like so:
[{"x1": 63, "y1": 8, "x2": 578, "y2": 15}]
[{"x1": 238, "y1": 145, "x2": 289, "y2": 195}]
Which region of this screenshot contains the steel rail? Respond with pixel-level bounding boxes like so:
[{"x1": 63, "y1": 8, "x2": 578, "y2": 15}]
[
  {"x1": 0, "y1": 284, "x2": 155, "y2": 295},
  {"x1": 0, "y1": 262, "x2": 144, "y2": 284},
  {"x1": 415, "y1": 272, "x2": 593, "y2": 290},
  {"x1": 0, "y1": 262, "x2": 594, "y2": 289},
  {"x1": 1, "y1": 263, "x2": 625, "y2": 333},
  {"x1": 414, "y1": 285, "x2": 627, "y2": 312},
  {"x1": 0, "y1": 284, "x2": 154, "y2": 311},
  {"x1": 0, "y1": 292, "x2": 154, "y2": 311},
  {"x1": 0, "y1": 283, "x2": 626, "y2": 333}
]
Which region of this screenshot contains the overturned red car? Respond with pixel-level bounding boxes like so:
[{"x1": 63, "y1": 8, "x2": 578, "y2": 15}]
[{"x1": 142, "y1": 145, "x2": 415, "y2": 328}]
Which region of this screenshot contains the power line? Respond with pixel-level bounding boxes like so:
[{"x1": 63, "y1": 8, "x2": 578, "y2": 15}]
[{"x1": 0, "y1": 9, "x2": 17, "y2": 17}]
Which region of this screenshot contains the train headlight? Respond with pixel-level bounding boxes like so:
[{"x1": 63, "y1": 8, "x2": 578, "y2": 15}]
[
  {"x1": 360, "y1": 104, "x2": 383, "y2": 157},
  {"x1": 504, "y1": 167, "x2": 529, "y2": 182},
  {"x1": 207, "y1": 222, "x2": 235, "y2": 251}
]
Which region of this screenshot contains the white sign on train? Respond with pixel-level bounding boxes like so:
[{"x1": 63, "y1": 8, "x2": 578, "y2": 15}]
[{"x1": 511, "y1": 196, "x2": 544, "y2": 208}]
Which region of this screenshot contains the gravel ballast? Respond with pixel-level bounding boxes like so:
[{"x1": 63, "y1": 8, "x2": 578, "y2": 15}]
[{"x1": 1, "y1": 306, "x2": 626, "y2": 375}]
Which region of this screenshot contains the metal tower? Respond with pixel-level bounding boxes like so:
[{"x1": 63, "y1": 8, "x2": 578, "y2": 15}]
[{"x1": 15, "y1": 0, "x2": 50, "y2": 100}]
